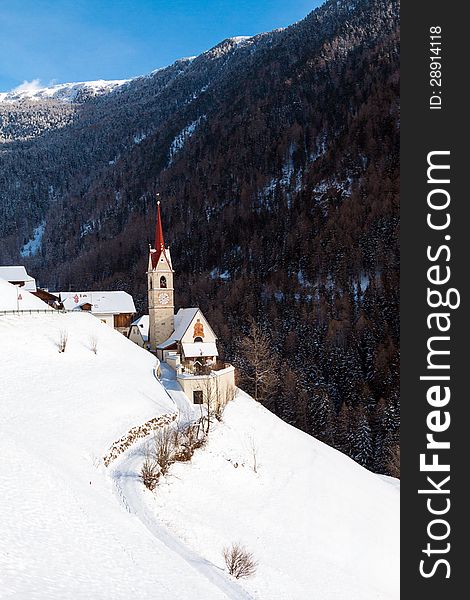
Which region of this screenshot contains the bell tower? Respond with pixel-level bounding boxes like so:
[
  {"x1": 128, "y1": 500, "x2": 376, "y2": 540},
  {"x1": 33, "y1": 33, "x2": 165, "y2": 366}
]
[{"x1": 147, "y1": 198, "x2": 174, "y2": 351}]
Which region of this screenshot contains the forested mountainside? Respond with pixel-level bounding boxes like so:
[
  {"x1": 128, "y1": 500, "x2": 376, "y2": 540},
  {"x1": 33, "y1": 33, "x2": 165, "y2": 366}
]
[{"x1": 0, "y1": 0, "x2": 400, "y2": 475}]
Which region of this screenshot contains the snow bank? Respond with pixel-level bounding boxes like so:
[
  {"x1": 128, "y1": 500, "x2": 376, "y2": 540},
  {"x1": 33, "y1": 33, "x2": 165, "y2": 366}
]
[{"x1": 0, "y1": 279, "x2": 50, "y2": 311}]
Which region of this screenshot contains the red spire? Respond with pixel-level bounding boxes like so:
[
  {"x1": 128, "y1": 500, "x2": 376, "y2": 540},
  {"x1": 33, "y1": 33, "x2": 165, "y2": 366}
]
[
  {"x1": 151, "y1": 197, "x2": 168, "y2": 269},
  {"x1": 155, "y1": 199, "x2": 164, "y2": 251}
]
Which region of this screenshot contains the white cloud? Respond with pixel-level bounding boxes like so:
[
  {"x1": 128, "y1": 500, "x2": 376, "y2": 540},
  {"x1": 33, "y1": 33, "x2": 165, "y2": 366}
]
[{"x1": 11, "y1": 79, "x2": 43, "y2": 94}]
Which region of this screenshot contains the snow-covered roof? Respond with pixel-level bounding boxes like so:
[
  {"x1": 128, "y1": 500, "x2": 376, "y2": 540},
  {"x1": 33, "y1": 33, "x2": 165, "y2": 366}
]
[
  {"x1": 156, "y1": 308, "x2": 200, "y2": 349},
  {"x1": 0, "y1": 279, "x2": 52, "y2": 311},
  {"x1": 158, "y1": 338, "x2": 178, "y2": 350},
  {"x1": 182, "y1": 342, "x2": 219, "y2": 358},
  {"x1": 173, "y1": 308, "x2": 200, "y2": 341},
  {"x1": 157, "y1": 308, "x2": 218, "y2": 350},
  {"x1": 131, "y1": 315, "x2": 149, "y2": 342},
  {"x1": 0, "y1": 265, "x2": 37, "y2": 291},
  {"x1": 58, "y1": 291, "x2": 136, "y2": 314}
]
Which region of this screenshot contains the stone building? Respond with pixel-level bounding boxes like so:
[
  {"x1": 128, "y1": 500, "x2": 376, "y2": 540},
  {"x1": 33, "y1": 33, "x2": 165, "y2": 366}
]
[{"x1": 143, "y1": 200, "x2": 236, "y2": 405}]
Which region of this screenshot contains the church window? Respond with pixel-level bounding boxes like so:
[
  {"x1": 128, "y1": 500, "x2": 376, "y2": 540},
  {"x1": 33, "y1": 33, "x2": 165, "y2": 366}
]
[
  {"x1": 160, "y1": 276, "x2": 167, "y2": 288},
  {"x1": 193, "y1": 390, "x2": 203, "y2": 404},
  {"x1": 194, "y1": 336, "x2": 203, "y2": 343}
]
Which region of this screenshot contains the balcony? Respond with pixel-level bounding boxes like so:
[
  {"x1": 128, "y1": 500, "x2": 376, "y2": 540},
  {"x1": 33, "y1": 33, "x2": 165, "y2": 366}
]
[{"x1": 181, "y1": 360, "x2": 232, "y2": 376}]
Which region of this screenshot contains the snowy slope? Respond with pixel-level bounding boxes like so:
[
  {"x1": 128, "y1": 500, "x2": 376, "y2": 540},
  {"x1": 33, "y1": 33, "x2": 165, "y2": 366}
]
[
  {"x1": 0, "y1": 310, "x2": 399, "y2": 599},
  {"x1": 115, "y1": 389, "x2": 400, "y2": 600},
  {"x1": 0, "y1": 78, "x2": 129, "y2": 104},
  {"x1": 0, "y1": 312, "x2": 246, "y2": 599}
]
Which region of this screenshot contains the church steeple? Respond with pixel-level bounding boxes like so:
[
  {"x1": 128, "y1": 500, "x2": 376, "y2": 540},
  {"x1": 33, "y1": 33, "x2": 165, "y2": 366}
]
[
  {"x1": 155, "y1": 200, "x2": 165, "y2": 251},
  {"x1": 147, "y1": 196, "x2": 175, "y2": 352},
  {"x1": 151, "y1": 196, "x2": 170, "y2": 270}
]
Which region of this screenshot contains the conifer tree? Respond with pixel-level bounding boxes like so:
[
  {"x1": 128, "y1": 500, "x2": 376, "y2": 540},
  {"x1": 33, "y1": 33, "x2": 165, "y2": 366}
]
[{"x1": 352, "y1": 406, "x2": 373, "y2": 468}]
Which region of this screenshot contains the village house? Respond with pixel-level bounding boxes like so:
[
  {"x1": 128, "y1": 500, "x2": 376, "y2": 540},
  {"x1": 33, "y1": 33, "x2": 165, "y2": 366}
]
[
  {"x1": 32, "y1": 288, "x2": 62, "y2": 309},
  {"x1": 128, "y1": 315, "x2": 150, "y2": 348},
  {"x1": 56, "y1": 291, "x2": 136, "y2": 335},
  {"x1": 0, "y1": 265, "x2": 37, "y2": 292},
  {"x1": 131, "y1": 201, "x2": 235, "y2": 405}
]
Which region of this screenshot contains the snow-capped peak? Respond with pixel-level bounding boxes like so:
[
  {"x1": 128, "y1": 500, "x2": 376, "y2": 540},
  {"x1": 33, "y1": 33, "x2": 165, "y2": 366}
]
[
  {"x1": 0, "y1": 78, "x2": 130, "y2": 104},
  {"x1": 202, "y1": 35, "x2": 254, "y2": 59}
]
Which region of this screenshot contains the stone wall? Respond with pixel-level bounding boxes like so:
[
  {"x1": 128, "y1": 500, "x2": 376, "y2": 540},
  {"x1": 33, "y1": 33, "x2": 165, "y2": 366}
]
[{"x1": 103, "y1": 411, "x2": 177, "y2": 466}]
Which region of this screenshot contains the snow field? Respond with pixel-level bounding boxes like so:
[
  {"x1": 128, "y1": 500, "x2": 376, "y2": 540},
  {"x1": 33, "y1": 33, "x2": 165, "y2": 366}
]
[{"x1": 0, "y1": 306, "x2": 399, "y2": 599}]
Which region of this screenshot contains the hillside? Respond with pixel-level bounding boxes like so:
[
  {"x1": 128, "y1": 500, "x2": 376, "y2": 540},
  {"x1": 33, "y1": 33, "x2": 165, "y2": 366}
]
[
  {"x1": 0, "y1": 0, "x2": 400, "y2": 475},
  {"x1": 0, "y1": 307, "x2": 399, "y2": 599}
]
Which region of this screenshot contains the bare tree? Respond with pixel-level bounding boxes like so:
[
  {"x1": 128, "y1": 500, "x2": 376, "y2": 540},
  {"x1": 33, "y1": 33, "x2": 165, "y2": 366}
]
[
  {"x1": 154, "y1": 428, "x2": 175, "y2": 475},
  {"x1": 57, "y1": 329, "x2": 68, "y2": 353},
  {"x1": 89, "y1": 335, "x2": 98, "y2": 354},
  {"x1": 224, "y1": 384, "x2": 236, "y2": 405},
  {"x1": 140, "y1": 453, "x2": 160, "y2": 490},
  {"x1": 223, "y1": 543, "x2": 258, "y2": 579},
  {"x1": 238, "y1": 321, "x2": 278, "y2": 404},
  {"x1": 173, "y1": 421, "x2": 203, "y2": 461},
  {"x1": 203, "y1": 376, "x2": 217, "y2": 434},
  {"x1": 247, "y1": 434, "x2": 258, "y2": 473},
  {"x1": 387, "y1": 443, "x2": 400, "y2": 478}
]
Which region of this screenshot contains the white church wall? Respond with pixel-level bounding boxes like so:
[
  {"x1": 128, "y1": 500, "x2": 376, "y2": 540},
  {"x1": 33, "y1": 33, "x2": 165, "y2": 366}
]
[{"x1": 180, "y1": 311, "x2": 217, "y2": 345}]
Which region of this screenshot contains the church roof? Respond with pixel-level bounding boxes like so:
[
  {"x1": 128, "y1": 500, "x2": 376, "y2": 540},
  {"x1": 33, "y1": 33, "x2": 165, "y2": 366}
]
[
  {"x1": 150, "y1": 201, "x2": 172, "y2": 269},
  {"x1": 182, "y1": 342, "x2": 219, "y2": 358},
  {"x1": 157, "y1": 307, "x2": 218, "y2": 350},
  {"x1": 173, "y1": 308, "x2": 200, "y2": 341},
  {"x1": 155, "y1": 201, "x2": 165, "y2": 253}
]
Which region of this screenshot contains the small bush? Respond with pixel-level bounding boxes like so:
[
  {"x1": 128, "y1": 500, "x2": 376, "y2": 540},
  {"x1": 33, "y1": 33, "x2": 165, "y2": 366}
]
[
  {"x1": 140, "y1": 455, "x2": 160, "y2": 490},
  {"x1": 154, "y1": 428, "x2": 175, "y2": 475},
  {"x1": 247, "y1": 435, "x2": 258, "y2": 474},
  {"x1": 89, "y1": 335, "x2": 98, "y2": 354},
  {"x1": 172, "y1": 422, "x2": 205, "y2": 462},
  {"x1": 173, "y1": 446, "x2": 194, "y2": 462},
  {"x1": 57, "y1": 330, "x2": 68, "y2": 353},
  {"x1": 223, "y1": 543, "x2": 258, "y2": 579}
]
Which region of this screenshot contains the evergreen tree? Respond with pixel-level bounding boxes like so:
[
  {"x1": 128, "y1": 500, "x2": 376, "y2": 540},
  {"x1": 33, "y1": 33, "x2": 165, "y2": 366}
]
[{"x1": 352, "y1": 406, "x2": 373, "y2": 468}]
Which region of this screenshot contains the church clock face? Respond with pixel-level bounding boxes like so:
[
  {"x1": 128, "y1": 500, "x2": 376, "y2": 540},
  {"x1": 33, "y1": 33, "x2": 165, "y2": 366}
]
[{"x1": 158, "y1": 292, "x2": 170, "y2": 305}]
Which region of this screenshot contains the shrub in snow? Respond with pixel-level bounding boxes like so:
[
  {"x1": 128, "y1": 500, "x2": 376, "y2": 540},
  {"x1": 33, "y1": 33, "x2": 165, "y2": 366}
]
[
  {"x1": 247, "y1": 435, "x2": 258, "y2": 474},
  {"x1": 173, "y1": 422, "x2": 206, "y2": 462},
  {"x1": 154, "y1": 428, "x2": 175, "y2": 476},
  {"x1": 140, "y1": 455, "x2": 160, "y2": 491},
  {"x1": 57, "y1": 330, "x2": 68, "y2": 353},
  {"x1": 89, "y1": 335, "x2": 98, "y2": 354},
  {"x1": 223, "y1": 543, "x2": 258, "y2": 579}
]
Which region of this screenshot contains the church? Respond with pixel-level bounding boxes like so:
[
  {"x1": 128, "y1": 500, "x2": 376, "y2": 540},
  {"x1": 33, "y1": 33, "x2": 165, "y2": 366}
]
[{"x1": 129, "y1": 200, "x2": 235, "y2": 405}]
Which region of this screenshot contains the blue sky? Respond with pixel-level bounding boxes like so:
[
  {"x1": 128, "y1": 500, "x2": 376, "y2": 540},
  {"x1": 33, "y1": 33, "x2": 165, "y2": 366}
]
[{"x1": 0, "y1": 0, "x2": 321, "y2": 92}]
